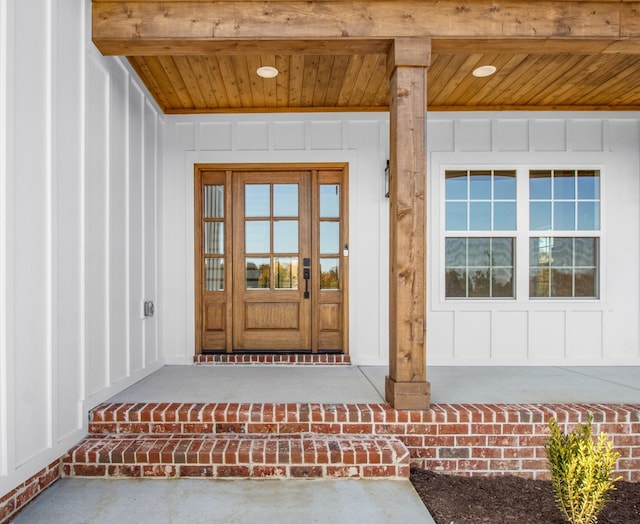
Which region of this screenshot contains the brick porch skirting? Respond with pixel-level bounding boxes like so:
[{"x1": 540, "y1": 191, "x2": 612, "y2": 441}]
[{"x1": 194, "y1": 353, "x2": 351, "y2": 365}]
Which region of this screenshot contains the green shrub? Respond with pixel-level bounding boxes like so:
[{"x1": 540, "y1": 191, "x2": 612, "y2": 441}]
[{"x1": 545, "y1": 416, "x2": 621, "y2": 524}]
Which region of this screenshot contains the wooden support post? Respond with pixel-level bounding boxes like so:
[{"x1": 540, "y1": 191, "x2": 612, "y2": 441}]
[{"x1": 385, "y1": 38, "x2": 431, "y2": 410}]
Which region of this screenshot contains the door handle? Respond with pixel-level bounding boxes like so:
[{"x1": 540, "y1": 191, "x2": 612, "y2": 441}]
[{"x1": 303, "y1": 258, "x2": 311, "y2": 299}]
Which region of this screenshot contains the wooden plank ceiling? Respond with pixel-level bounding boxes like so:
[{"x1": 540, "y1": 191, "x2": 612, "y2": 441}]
[{"x1": 93, "y1": 1, "x2": 640, "y2": 113}]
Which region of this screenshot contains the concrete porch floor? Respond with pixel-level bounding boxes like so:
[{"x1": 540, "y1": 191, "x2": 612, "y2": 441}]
[
  {"x1": 11, "y1": 365, "x2": 640, "y2": 524},
  {"x1": 108, "y1": 365, "x2": 640, "y2": 404}
]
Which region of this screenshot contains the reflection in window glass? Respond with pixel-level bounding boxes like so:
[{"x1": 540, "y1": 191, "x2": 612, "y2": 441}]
[
  {"x1": 245, "y1": 221, "x2": 270, "y2": 253},
  {"x1": 469, "y1": 171, "x2": 491, "y2": 200},
  {"x1": 273, "y1": 184, "x2": 298, "y2": 217},
  {"x1": 446, "y1": 202, "x2": 467, "y2": 231},
  {"x1": 529, "y1": 237, "x2": 598, "y2": 298},
  {"x1": 320, "y1": 222, "x2": 340, "y2": 254},
  {"x1": 246, "y1": 258, "x2": 270, "y2": 289},
  {"x1": 320, "y1": 258, "x2": 340, "y2": 289},
  {"x1": 204, "y1": 185, "x2": 224, "y2": 218},
  {"x1": 274, "y1": 257, "x2": 298, "y2": 289},
  {"x1": 245, "y1": 184, "x2": 270, "y2": 217},
  {"x1": 204, "y1": 223, "x2": 224, "y2": 255},
  {"x1": 320, "y1": 185, "x2": 340, "y2": 218},
  {"x1": 204, "y1": 259, "x2": 224, "y2": 291},
  {"x1": 445, "y1": 237, "x2": 514, "y2": 298},
  {"x1": 445, "y1": 171, "x2": 468, "y2": 200},
  {"x1": 469, "y1": 202, "x2": 491, "y2": 230},
  {"x1": 273, "y1": 221, "x2": 298, "y2": 253}
]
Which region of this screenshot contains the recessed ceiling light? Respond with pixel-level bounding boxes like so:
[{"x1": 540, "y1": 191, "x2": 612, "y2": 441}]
[
  {"x1": 257, "y1": 66, "x2": 279, "y2": 79},
  {"x1": 472, "y1": 65, "x2": 497, "y2": 78}
]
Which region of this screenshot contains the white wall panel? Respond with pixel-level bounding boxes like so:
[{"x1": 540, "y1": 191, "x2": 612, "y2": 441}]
[
  {"x1": 426, "y1": 119, "x2": 454, "y2": 153},
  {"x1": 455, "y1": 311, "x2": 491, "y2": 361},
  {"x1": 531, "y1": 311, "x2": 566, "y2": 360},
  {"x1": 199, "y1": 122, "x2": 233, "y2": 151},
  {"x1": 457, "y1": 119, "x2": 491, "y2": 151},
  {"x1": 494, "y1": 119, "x2": 529, "y2": 151},
  {"x1": 569, "y1": 311, "x2": 603, "y2": 360},
  {"x1": 532, "y1": 119, "x2": 566, "y2": 151},
  {"x1": 491, "y1": 311, "x2": 528, "y2": 361},
  {"x1": 427, "y1": 312, "x2": 454, "y2": 361},
  {"x1": 570, "y1": 119, "x2": 603, "y2": 151},
  {"x1": 311, "y1": 121, "x2": 343, "y2": 150},
  {"x1": 237, "y1": 122, "x2": 268, "y2": 150},
  {"x1": 274, "y1": 122, "x2": 306, "y2": 150}
]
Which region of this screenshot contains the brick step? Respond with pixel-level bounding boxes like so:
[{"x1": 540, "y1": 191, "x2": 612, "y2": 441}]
[
  {"x1": 62, "y1": 434, "x2": 409, "y2": 479},
  {"x1": 89, "y1": 402, "x2": 402, "y2": 436}
]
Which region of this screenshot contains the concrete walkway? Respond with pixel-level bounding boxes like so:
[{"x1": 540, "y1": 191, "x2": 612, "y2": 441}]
[{"x1": 12, "y1": 478, "x2": 434, "y2": 524}]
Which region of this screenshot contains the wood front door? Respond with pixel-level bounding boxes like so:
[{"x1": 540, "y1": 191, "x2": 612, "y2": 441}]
[{"x1": 195, "y1": 164, "x2": 348, "y2": 354}]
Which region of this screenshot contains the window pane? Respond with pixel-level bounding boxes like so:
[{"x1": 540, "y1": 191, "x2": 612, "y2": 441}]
[
  {"x1": 491, "y1": 238, "x2": 513, "y2": 266},
  {"x1": 246, "y1": 258, "x2": 270, "y2": 289},
  {"x1": 445, "y1": 268, "x2": 466, "y2": 297},
  {"x1": 551, "y1": 268, "x2": 573, "y2": 297},
  {"x1": 204, "y1": 223, "x2": 224, "y2": 255},
  {"x1": 245, "y1": 184, "x2": 270, "y2": 217},
  {"x1": 530, "y1": 171, "x2": 551, "y2": 199},
  {"x1": 530, "y1": 268, "x2": 550, "y2": 297},
  {"x1": 469, "y1": 202, "x2": 491, "y2": 230},
  {"x1": 274, "y1": 257, "x2": 298, "y2": 289},
  {"x1": 320, "y1": 184, "x2": 340, "y2": 218},
  {"x1": 445, "y1": 238, "x2": 466, "y2": 267},
  {"x1": 553, "y1": 201, "x2": 575, "y2": 230},
  {"x1": 551, "y1": 238, "x2": 573, "y2": 267},
  {"x1": 320, "y1": 258, "x2": 340, "y2": 290},
  {"x1": 578, "y1": 202, "x2": 599, "y2": 230},
  {"x1": 469, "y1": 171, "x2": 491, "y2": 200},
  {"x1": 320, "y1": 222, "x2": 340, "y2": 254},
  {"x1": 446, "y1": 202, "x2": 467, "y2": 231},
  {"x1": 245, "y1": 221, "x2": 270, "y2": 253},
  {"x1": 575, "y1": 268, "x2": 597, "y2": 297},
  {"x1": 204, "y1": 185, "x2": 224, "y2": 218},
  {"x1": 530, "y1": 237, "x2": 552, "y2": 267},
  {"x1": 204, "y1": 259, "x2": 224, "y2": 291},
  {"x1": 445, "y1": 171, "x2": 467, "y2": 200},
  {"x1": 467, "y1": 238, "x2": 491, "y2": 266},
  {"x1": 273, "y1": 184, "x2": 298, "y2": 217},
  {"x1": 578, "y1": 171, "x2": 600, "y2": 199},
  {"x1": 468, "y1": 268, "x2": 490, "y2": 297},
  {"x1": 493, "y1": 202, "x2": 516, "y2": 230},
  {"x1": 554, "y1": 171, "x2": 576, "y2": 199},
  {"x1": 530, "y1": 202, "x2": 551, "y2": 230},
  {"x1": 492, "y1": 268, "x2": 513, "y2": 298},
  {"x1": 575, "y1": 238, "x2": 597, "y2": 266},
  {"x1": 273, "y1": 220, "x2": 298, "y2": 253},
  {"x1": 494, "y1": 171, "x2": 516, "y2": 199}
]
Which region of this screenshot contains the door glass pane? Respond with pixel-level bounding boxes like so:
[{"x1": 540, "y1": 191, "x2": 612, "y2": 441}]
[
  {"x1": 245, "y1": 221, "x2": 270, "y2": 253},
  {"x1": 245, "y1": 184, "x2": 270, "y2": 217},
  {"x1": 204, "y1": 223, "x2": 224, "y2": 254},
  {"x1": 204, "y1": 185, "x2": 224, "y2": 218},
  {"x1": 274, "y1": 184, "x2": 298, "y2": 217},
  {"x1": 204, "y1": 259, "x2": 224, "y2": 291},
  {"x1": 320, "y1": 258, "x2": 339, "y2": 289},
  {"x1": 274, "y1": 257, "x2": 298, "y2": 289},
  {"x1": 274, "y1": 220, "x2": 298, "y2": 253},
  {"x1": 320, "y1": 185, "x2": 340, "y2": 217},
  {"x1": 246, "y1": 258, "x2": 270, "y2": 289},
  {"x1": 320, "y1": 222, "x2": 340, "y2": 254}
]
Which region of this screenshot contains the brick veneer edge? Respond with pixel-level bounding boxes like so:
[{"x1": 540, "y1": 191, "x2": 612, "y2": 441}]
[
  {"x1": 88, "y1": 402, "x2": 640, "y2": 481},
  {"x1": 0, "y1": 461, "x2": 60, "y2": 524}
]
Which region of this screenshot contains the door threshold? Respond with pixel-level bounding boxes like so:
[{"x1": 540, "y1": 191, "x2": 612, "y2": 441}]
[{"x1": 194, "y1": 353, "x2": 351, "y2": 366}]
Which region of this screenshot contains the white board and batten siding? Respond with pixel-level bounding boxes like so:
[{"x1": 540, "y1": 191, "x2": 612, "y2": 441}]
[
  {"x1": 0, "y1": 0, "x2": 163, "y2": 495},
  {"x1": 162, "y1": 112, "x2": 640, "y2": 367}
]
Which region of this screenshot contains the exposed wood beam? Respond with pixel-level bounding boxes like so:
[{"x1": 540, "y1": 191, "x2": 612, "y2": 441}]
[
  {"x1": 385, "y1": 38, "x2": 430, "y2": 410},
  {"x1": 93, "y1": 1, "x2": 640, "y2": 55}
]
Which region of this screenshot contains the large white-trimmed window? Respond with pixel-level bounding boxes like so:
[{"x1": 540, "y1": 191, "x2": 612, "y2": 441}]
[
  {"x1": 529, "y1": 169, "x2": 600, "y2": 298},
  {"x1": 445, "y1": 170, "x2": 516, "y2": 298}
]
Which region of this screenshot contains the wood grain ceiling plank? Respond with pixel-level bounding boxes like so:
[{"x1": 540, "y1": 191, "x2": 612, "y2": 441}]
[
  {"x1": 372, "y1": 71, "x2": 390, "y2": 107},
  {"x1": 140, "y1": 55, "x2": 185, "y2": 109},
  {"x1": 312, "y1": 55, "x2": 335, "y2": 107},
  {"x1": 446, "y1": 53, "x2": 512, "y2": 107},
  {"x1": 157, "y1": 55, "x2": 195, "y2": 109},
  {"x1": 359, "y1": 55, "x2": 388, "y2": 107},
  {"x1": 246, "y1": 55, "x2": 267, "y2": 107},
  {"x1": 127, "y1": 56, "x2": 172, "y2": 111},
  {"x1": 185, "y1": 56, "x2": 219, "y2": 108},
  {"x1": 426, "y1": 54, "x2": 473, "y2": 106},
  {"x1": 259, "y1": 54, "x2": 278, "y2": 108},
  {"x1": 431, "y1": 54, "x2": 486, "y2": 105},
  {"x1": 337, "y1": 56, "x2": 364, "y2": 106},
  {"x1": 173, "y1": 56, "x2": 208, "y2": 108},
  {"x1": 202, "y1": 55, "x2": 231, "y2": 108},
  {"x1": 288, "y1": 55, "x2": 305, "y2": 106},
  {"x1": 477, "y1": 54, "x2": 545, "y2": 107},
  {"x1": 324, "y1": 55, "x2": 351, "y2": 107},
  {"x1": 572, "y1": 56, "x2": 640, "y2": 105},
  {"x1": 274, "y1": 54, "x2": 291, "y2": 107},
  {"x1": 215, "y1": 56, "x2": 243, "y2": 108},
  {"x1": 301, "y1": 55, "x2": 320, "y2": 106},
  {"x1": 229, "y1": 56, "x2": 254, "y2": 108}
]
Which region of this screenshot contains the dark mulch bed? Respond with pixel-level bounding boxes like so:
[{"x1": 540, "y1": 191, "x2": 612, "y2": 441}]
[{"x1": 410, "y1": 468, "x2": 640, "y2": 524}]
